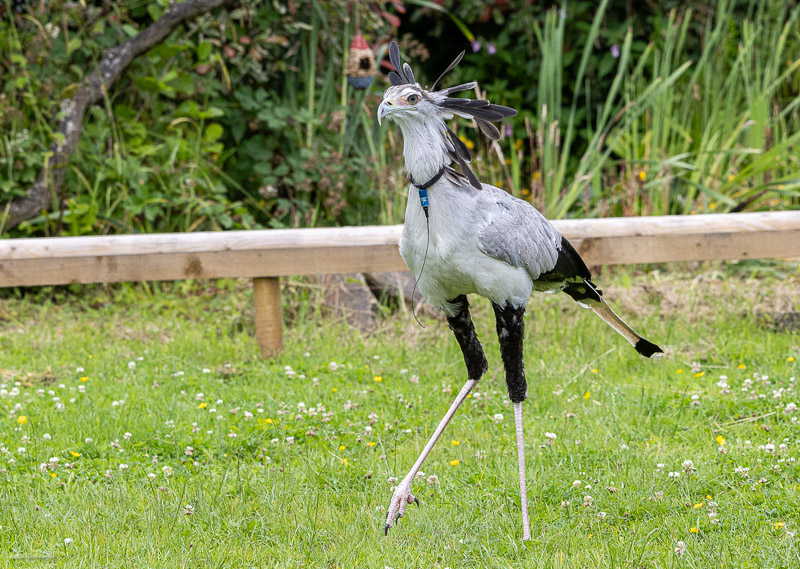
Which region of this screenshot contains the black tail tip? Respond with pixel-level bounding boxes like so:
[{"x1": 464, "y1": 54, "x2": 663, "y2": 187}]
[{"x1": 635, "y1": 338, "x2": 663, "y2": 358}]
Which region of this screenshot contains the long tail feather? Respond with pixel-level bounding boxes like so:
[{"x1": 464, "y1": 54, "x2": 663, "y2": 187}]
[
  {"x1": 584, "y1": 298, "x2": 663, "y2": 357},
  {"x1": 562, "y1": 276, "x2": 663, "y2": 358}
]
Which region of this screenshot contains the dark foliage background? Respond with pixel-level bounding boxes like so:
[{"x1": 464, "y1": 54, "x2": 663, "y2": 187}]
[{"x1": 1, "y1": 0, "x2": 798, "y2": 237}]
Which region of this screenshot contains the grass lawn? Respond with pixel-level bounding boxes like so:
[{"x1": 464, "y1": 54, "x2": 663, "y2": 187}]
[{"x1": 0, "y1": 268, "x2": 798, "y2": 567}]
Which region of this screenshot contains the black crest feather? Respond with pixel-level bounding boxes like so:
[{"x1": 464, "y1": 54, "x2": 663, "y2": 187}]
[{"x1": 383, "y1": 41, "x2": 518, "y2": 187}]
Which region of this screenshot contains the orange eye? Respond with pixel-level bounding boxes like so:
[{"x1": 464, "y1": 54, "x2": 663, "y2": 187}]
[{"x1": 406, "y1": 94, "x2": 419, "y2": 104}]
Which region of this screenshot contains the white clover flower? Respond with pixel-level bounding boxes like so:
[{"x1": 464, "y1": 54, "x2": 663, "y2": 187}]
[
  {"x1": 64, "y1": 537, "x2": 73, "y2": 546},
  {"x1": 674, "y1": 540, "x2": 686, "y2": 556},
  {"x1": 162, "y1": 465, "x2": 173, "y2": 476},
  {"x1": 148, "y1": 473, "x2": 156, "y2": 481},
  {"x1": 127, "y1": 361, "x2": 136, "y2": 370},
  {"x1": 492, "y1": 413, "x2": 504, "y2": 423},
  {"x1": 427, "y1": 474, "x2": 439, "y2": 486},
  {"x1": 582, "y1": 495, "x2": 594, "y2": 507},
  {"x1": 184, "y1": 504, "x2": 194, "y2": 516},
  {"x1": 123, "y1": 432, "x2": 132, "y2": 441},
  {"x1": 572, "y1": 480, "x2": 582, "y2": 488},
  {"x1": 682, "y1": 459, "x2": 695, "y2": 473},
  {"x1": 668, "y1": 471, "x2": 681, "y2": 478},
  {"x1": 119, "y1": 463, "x2": 128, "y2": 470}
]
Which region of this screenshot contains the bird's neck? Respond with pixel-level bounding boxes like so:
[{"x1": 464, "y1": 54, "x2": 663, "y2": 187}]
[{"x1": 395, "y1": 117, "x2": 450, "y2": 185}]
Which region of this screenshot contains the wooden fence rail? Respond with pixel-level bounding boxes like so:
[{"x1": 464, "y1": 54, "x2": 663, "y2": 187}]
[{"x1": 2, "y1": 211, "x2": 799, "y2": 354}]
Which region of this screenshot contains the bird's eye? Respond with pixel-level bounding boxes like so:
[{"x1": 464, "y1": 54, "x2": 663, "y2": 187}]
[{"x1": 406, "y1": 94, "x2": 419, "y2": 104}]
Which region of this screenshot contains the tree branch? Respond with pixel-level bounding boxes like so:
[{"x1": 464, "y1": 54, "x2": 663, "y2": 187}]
[{"x1": 2, "y1": 0, "x2": 237, "y2": 233}]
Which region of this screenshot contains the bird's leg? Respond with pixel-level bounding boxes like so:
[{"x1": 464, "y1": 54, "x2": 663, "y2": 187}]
[
  {"x1": 384, "y1": 295, "x2": 487, "y2": 535},
  {"x1": 513, "y1": 400, "x2": 531, "y2": 541},
  {"x1": 492, "y1": 301, "x2": 531, "y2": 542},
  {"x1": 384, "y1": 378, "x2": 476, "y2": 533}
]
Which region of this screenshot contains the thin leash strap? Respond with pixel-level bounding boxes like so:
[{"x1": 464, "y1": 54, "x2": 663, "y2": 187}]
[{"x1": 409, "y1": 167, "x2": 444, "y2": 328}]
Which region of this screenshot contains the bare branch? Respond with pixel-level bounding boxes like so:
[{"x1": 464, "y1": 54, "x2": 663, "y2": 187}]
[{"x1": 2, "y1": 0, "x2": 238, "y2": 233}]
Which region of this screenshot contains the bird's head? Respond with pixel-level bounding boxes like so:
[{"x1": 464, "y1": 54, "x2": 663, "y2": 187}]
[
  {"x1": 377, "y1": 41, "x2": 517, "y2": 188},
  {"x1": 377, "y1": 83, "x2": 443, "y2": 127}
]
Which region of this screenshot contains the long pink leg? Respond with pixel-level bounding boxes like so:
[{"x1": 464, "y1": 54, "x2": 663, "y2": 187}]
[
  {"x1": 384, "y1": 379, "x2": 477, "y2": 533},
  {"x1": 513, "y1": 400, "x2": 531, "y2": 540}
]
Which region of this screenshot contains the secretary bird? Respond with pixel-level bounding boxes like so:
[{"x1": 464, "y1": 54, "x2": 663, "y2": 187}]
[{"x1": 377, "y1": 42, "x2": 663, "y2": 541}]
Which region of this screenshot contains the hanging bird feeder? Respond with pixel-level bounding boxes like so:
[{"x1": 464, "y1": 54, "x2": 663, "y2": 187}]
[{"x1": 346, "y1": 34, "x2": 376, "y2": 90}]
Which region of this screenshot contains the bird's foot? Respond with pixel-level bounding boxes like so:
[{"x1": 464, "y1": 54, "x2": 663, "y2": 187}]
[{"x1": 384, "y1": 478, "x2": 419, "y2": 535}]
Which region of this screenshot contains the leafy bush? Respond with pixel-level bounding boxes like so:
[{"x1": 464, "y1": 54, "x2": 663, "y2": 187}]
[{"x1": 1, "y1": 0, "x2": 798, "y2": 238}]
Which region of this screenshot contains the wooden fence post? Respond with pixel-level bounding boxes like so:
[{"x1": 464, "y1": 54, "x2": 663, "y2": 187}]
[{"x1": 253, "y1": 277, "x2": 283, "y2": 356}]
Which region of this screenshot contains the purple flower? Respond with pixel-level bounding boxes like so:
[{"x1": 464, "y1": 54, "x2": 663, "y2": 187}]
[
  {"x1": 471, "y1": 40, "x2": 481, "y2": 53},
  {"x1": 610, "y1": 44, "x2": 620, "y2": 59},
  {"x1": 505, "y1": 124, "x2": 512, "y2": 137},
  {"x1": 487, "y1": 43, "x2": 496, "y2": 55}
]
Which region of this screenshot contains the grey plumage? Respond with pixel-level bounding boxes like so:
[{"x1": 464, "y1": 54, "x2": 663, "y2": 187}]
[{"x1": 477, "y1": 195, "x2": 561, "y2": 280}]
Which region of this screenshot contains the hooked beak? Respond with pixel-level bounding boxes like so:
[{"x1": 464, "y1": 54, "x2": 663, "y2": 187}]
[{"x1": 377, "y1": 100, "x2": 395, "y2": 125}]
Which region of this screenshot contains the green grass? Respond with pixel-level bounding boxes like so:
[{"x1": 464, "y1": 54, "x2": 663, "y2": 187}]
[{"x1": 0, "y1": 270, "x2": 798, "y2": 567}]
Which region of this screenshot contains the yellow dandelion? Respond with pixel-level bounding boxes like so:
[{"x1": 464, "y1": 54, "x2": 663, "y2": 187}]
[
  {"x1": 788, "y1": 357, "x2": 795, "y2": 362},
  {"x1": 728, "y1": 174, "x2": 735, "y2": 182},
  {"x1": 338, "y1": 445, "x2": 346, "y2": 451},
  {"x1": 638, "y1": 170, "x2": 647, "y2": 181},
  {"x1": 17, "y1": 416, "x2": 27, "y2": 425},
  {"x1": 716, "y1": 435, "x2": 726, "y2": 446},
  {"x1": 341, "y1": 459, "x2": 349, "y2": 466},
  {"x1": 709, "y1": 202, "x2": 716, "y2": 210},
  {"x1": 775, "y1": 522, "x2": 785, "y2": 530},
  {"x1": 332, "y1": 388, "x2": 338, "y2": 392},
  {"x1": 198, "y1": 402, "x2": 208, "y2": 409},
  {"x1": 79, "y1": 376, "x2": 88, "y2": 382},
  {"x1": 677, "y1": 369, "x2": 684, "y2": 374},
  {"x1": 465, "y1": 139, "x2": 475, "y2": 150},
  {"x1": 466, "y1": 393, "x2": 472, "y2": 398},
  {"x1": 373, "y1": 376, "x2": 383, "y2": 382},
  {"x1": 738, "y1": 364, "x2": 746, "y2": 370},
  {"x1": 583, "y1": 391, "x2": 591, "y2": 400},
  {"x1": 368, "y1": 442, "x2": 376, "y2": 447},
  {"x1": 264, "y1": 418, "x2": 273, "y2": 424},
  {"x1": 693, "y1": 502, "x2": 704, "y2": 509},
  {"x1": 705, "y1": 495, "x2": 713, "y2": 500},
  {"x1": 70, "y1": 451, "x2": 81, "y2": 458},
  {"x1": 449, "y1": 460, "x2": 460, "y2": 466},
  {"x1": 451, "y1": 440, "x2": 461, "y2": 446},
  {"x1": 50, "y1": 472, "x2": 57, "y2": 478},
  {"x1": 521, "y1": 188, "x2": 531, "y2": 195},
  {"x1": 694, "y1": 371, "x2": 705, "y2": 378},
  {"x1": 591, "y1": 368, "x2": 598, "y2": 374},
  {"x1": 689, "y1": 527, "x2": 699, "y2": 533}
]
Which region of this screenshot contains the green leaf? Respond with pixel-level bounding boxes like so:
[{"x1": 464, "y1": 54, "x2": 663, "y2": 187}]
[
  {"x1": 197, "y1": 41, "x2": 212, "y2": 61},
  {"x1": 67, "y1": 38, "x2": 83, "y2": 55},
  {"x1": 203, "y1": 123, "x2": 224, "y2": 142}
]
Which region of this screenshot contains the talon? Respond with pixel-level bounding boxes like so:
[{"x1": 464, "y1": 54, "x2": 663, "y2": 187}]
[
  {"x1": 413, "y1": 497, "x2": 420, "y2": 508},
  {"x1": 395, "y1": 512, "x2": 402, "y2": 524},
  {"x1": 384, "y1": 523, "x2": 390, "y2": 536}
]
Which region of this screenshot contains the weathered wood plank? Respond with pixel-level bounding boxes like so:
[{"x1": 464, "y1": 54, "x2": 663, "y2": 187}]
[
  {"x1": 253, "y1": 277, "x2": 283, "y2": 356},
  {"x1": 1, "y1": 212, "x2": 798, "y2": 287}
]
